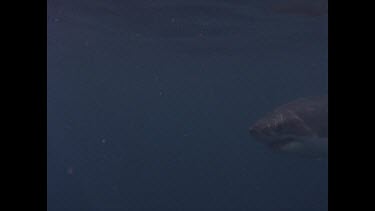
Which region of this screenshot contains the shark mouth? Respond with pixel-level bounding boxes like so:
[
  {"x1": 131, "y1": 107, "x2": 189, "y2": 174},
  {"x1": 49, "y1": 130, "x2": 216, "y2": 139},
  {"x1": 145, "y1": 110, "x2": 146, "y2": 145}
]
[
  {"x1": 266, "y1": 135, "x2": 328, "y2": 158},
  {"x1": 267, "y1": 137, "x2": 298, "y2": 150}
]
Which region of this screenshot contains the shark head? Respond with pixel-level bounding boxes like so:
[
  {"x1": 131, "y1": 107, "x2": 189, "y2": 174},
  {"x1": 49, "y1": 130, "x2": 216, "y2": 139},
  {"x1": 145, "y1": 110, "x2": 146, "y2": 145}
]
[{"x1": 249, "y1": 96, "x2": 328, "y2": 158}]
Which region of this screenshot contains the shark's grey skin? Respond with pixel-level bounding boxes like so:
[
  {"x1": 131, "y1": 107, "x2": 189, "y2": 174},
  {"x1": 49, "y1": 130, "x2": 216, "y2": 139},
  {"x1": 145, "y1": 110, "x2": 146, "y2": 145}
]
[{"x1": 249, "y1": 95, "x2": 328, "y2": 158}]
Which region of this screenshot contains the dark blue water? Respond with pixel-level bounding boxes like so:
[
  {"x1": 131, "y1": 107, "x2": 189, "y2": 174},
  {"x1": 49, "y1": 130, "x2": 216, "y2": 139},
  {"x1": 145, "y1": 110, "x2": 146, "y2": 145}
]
[{"x1": 47, "y1": 0, "x2": 328, "y2": 210}]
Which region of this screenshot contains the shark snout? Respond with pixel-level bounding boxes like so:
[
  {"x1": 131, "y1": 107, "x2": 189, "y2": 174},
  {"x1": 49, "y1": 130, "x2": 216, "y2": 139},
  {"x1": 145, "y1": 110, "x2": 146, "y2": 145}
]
[{"x1": 249, "y1": 122, "x2": 278, "y2": 142}]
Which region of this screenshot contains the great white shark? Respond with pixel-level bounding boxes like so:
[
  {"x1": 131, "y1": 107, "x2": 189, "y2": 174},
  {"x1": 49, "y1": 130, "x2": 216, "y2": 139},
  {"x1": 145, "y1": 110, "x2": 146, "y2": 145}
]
[{"x1": 249, "y1": 95, "x2": 328, "y2": 158}]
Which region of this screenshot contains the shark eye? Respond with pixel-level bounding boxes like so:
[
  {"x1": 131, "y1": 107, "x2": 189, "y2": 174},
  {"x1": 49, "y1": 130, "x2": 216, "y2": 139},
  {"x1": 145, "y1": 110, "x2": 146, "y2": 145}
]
[{"x1": 275, "y1": 124, "x2": 285, "y2": 132}]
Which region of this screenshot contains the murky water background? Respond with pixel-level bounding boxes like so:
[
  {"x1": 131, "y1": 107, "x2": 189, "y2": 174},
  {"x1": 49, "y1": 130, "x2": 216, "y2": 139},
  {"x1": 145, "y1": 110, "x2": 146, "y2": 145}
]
[{"x1": 48, "y1": 1, "x2": 328, "y2": 210}]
